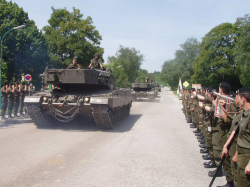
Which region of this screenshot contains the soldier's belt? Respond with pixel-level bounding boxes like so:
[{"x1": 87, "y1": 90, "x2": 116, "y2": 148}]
[{"x1": 237, "y1": 147, "x2": 250, "y2": 155}]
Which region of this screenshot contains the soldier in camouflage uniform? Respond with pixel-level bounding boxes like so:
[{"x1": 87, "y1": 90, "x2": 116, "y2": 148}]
[
  {"x1": 187, "y1": 89, "x2": 192, "y2": 123},
  {"x1": 13, "y1": 82, "x2": 21, "y2": 117},
  {"x1": 203, "y1": 87, "x2": 217, "y2": 168},
  {"x1": 135, "y1": 77, "x2": 140, "y2": 83},
  {"x1": 67, "y1": 58, "x2": 81, "y2": 69},
  {"x1": 1, "y1": 82, "x2": 8, "y2": 120},
  {"x1": 222, "y1": 87, "x2": 250, "y2": 187},
  {"x1": 28, "y1": 83, "x2": 35, "y2": 95},
  {"x1": 88, "y1": 54, "x2": 103, "y2": 69},
  {"x1": 19, "y1": 82, "x2": 27, "y2": 116},
  {"x1": 7, "y1": 83, "x2": 15, "y2": 118},
  {"x1": 225, "y1": 89, "x2": 244, "y2": 186},
  {"x1": 208, "y1": 82, "x2": 237, "y2": 186}
]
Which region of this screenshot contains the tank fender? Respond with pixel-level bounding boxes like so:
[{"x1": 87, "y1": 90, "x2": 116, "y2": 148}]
[
  {"x1": 90, "y1": 98, "x2": 109, "y2": 105},
  {"x1": 24, "y1": 96, "x2": 42, "y2": 103}
]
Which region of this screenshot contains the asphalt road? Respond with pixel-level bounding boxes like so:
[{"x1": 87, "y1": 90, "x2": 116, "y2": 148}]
[{"x1": 0, "y1": 87, "x2": 227, "y2": 187}]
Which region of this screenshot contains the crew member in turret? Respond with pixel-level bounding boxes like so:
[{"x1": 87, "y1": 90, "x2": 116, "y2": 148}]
[
  {"x1": 135, "y1": 77, "x2": 140, "y2": 83},
  {"x1": 88, "y1": 53, "x2": 103, "y2": 69},
  {"x1": 67, "y1": 58, "x2": 81, "y2": 69}
]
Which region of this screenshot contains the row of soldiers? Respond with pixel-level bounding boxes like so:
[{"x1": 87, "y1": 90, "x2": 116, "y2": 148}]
[
  {"x1": 182, "y1": 83, "x2": 250, "y2": 187},
  {"x1": 1, "y1": 82, "x2": 35, "y2": 120}
]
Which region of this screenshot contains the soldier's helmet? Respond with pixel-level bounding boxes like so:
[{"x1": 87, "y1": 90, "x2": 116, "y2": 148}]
[{"x1": 94, "y1": 53, "x2": 99, "y2": 58}]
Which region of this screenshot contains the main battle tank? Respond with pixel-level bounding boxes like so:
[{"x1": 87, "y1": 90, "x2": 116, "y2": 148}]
[
  {"x1": 131, "y1": 82, "x2": 157, "y2": 101},
  {"x1": 24, "y1": 67, "x2": 132, "y2": 129}
]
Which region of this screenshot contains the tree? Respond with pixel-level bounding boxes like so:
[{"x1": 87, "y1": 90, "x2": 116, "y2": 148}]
[
  {"x1": 175, "y1": 37, "x2": 200, "y2": 75},
  {"x1": 138, "y1": 69, "x2": 148, "y2": 83},
  {"x1": 43, "y1": 7, "x2": 103, "y2": 68},
  {"x1": 191, "y1": 23, "x2": 241, "y2": 90},
  {"x1": 161, "y1": 60, "x2": 186, "y2": 89},
  {"x1": 160, "y1": 37, "x2": 200, "y2": 89},
  {"x1": 105, "y1": 56, "x2": 129, "y2": 88},
  {"x1": 0, "y1": 0, "x2": 48, "y2": 84},
  {"x1": 234, "y1": 14, "x2": 250, "y2": 86},
  {"x1": 114, "y1": 46, "x2": 144, "y2": 83}
]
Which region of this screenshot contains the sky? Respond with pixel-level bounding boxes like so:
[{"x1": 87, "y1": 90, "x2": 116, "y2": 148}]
[{"x1": 10, "y1": 0, "x2": 250, "y2": 73}]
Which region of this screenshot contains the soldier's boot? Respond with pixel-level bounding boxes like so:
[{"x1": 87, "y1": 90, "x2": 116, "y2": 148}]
[
  {"x1": 204, "y1": 160, "x2": 216, "y2": 168},
  {"x1": 193, "y1": 129, "x2": 200, "y2": 133},
  {"x1": 1, "y1": 116, "x2": 8, "y2": 120},
  {"x1": 8, "y1": 115, "x2": 14, "y2": 119},
  {"x1": 208, "y1": 168, "x2": 224, "y2": 177},
  {"x1": 20, "y1": 112, "x2": 25, "y2": 116},
  {"x1": 14, "y1": 113, "x2": 20, "y2": 117},
  {"x1": 200, "y1": 148, "x2": 209, "y2": 154}
]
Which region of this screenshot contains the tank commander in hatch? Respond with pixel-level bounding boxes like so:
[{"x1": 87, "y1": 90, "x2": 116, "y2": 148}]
[
  {"x1": 88, "y1": 53, "x2": 103, "y2": 69},
  {"x1": 135, "y1": 77, "x2": 140, "y2": 83},
  {"x1": 67, "y1": 58, "x2": 81, "y2": 69}
]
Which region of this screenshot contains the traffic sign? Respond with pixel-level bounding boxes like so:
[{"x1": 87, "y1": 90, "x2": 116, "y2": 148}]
[
  {"x1": 183, "y1": 81, "x2": 189, "y2": 87},
  {"x1": 24, "y1": 74, "x2": 32, "y2": 82}
]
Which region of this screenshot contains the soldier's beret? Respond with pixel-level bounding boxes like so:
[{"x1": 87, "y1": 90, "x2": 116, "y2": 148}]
[
  {"x1": 42, "y1": 84, "x2": 46, "y2": 86},
  {"x1": 22, "y1": 82, "x2": 26, "y2": 85},
  {"x1": 9, "y1": 82, "x2": 13, "y2": 85},
  {"x1": 191, "y1": 88, "x2": 195, "y2": 91},
  {"x1": 201, "y1": 86, "x2": 207, "y2": 89},
  {"x1": 207, "y1": 87, "x2": 214, "y2": 93},
  {"x1": 3, "y1": 82, "x2": 8, "y2": 86},
  {"x1": 239, "y1": 87, "x2": 250, "y2": 94},
  {"x1": 219, "y1": 82, "x2": 231, "y2": 91},
  {"x1": 16, "y1": 82, "x2": 20, "y2": 85}
]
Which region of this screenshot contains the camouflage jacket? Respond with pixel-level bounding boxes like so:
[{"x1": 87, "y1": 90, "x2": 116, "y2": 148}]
[
  {"x1": 7, "y1": 87, "x2": 14, "y2": 98},
  {"x1": 1, "y1": 86, "x2": 8, "y2": 97},
  {"x1": 67, "y1": 63, "x2": 81, "y2": 69},
  {"x1": 91, "y1": 58, "x2": 102, "y2": 68}
]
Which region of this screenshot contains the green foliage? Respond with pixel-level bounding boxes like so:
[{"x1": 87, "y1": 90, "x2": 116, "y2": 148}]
[
  {"x1": 191, "y1": 23, "x2": 241, "y2": 90},
  {"x1": 161, "y1": 60, "x2": 183, "y2": 89},
  {"x1": 105, "y1": 56, "x2": 129, "y2": 88},
  {"x1": 138, "y1": 69, "x2": 148, "y2": 83},
  {"x1": 43, "y1": 7, "x2": 103, "y2": 68},
  {"x1": 114, "y1": 45, "x2": 144, "y2": 84},
  {"x1": 234, "y1": 14, "x2": 250, "y2": 86},
  {"x1": 160, "y1": 37, "x2": 200, "y2": 89},
  {"x1": 0, "y1": 0, "x2": 48, "y2": 85}
]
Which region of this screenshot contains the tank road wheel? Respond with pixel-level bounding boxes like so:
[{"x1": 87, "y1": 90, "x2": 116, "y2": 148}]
[
  {"x1": 26, "y1": 103, "x2": 56, "y2": 128},
  {"x1": 91, "y1": 104, "x2": 131, "y2": 130}
]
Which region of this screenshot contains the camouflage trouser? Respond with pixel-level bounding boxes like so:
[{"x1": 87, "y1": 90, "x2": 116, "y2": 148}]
[
  {"x1": 204, "y1": 122, "x2": 213, "y2": 158},
  {"x1": 1, "y1": 98, "x2": 7, "y2": 117},
  {"x1": 14, "y1": 97, "x2": 20, "y2": 114},
  {"x1": 229, "y1": 142, "x2": 237, "y2": 186},
  {"x1": 237, "y1": 150, "x2": 250, "y2": 187},
  {"x1": 8, "y1": 98, "x2": 14, "y2": 116},
  {"x1": 212, "y1": 130, "x2": 221, "y2": 166},
  {"x1": 219, "y1": 129, "x2": 233, "y2": 183},
  {"x1": 187, "y1": 108, "x2": 192, "y2": 120},
  {"x1": 19, "y1": 96, "x2": 25, "y2": 113}
]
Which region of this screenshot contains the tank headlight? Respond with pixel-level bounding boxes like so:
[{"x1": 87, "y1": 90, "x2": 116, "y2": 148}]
[
  {"x1": 43, "y1": 97, "x2": 47, "y2": 102},
  {"x1": 84, "y1": 97, "x2": 89, "y2": 102}
]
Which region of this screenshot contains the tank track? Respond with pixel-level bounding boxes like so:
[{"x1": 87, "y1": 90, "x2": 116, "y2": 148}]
[
  {"x1": 26, "y1": 103, "x2": 52, "y2": 127},
  {"x1": 91, "y1": 104, "x2": 131, "y2": 129}
]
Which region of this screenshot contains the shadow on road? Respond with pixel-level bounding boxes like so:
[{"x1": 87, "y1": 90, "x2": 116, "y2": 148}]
[
  {"x1": 37, "y1": 114, "x2": 142, "y2": 133},
  {"x1": 0, "y1": 116, "x2": 32, "y2": 128}
]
